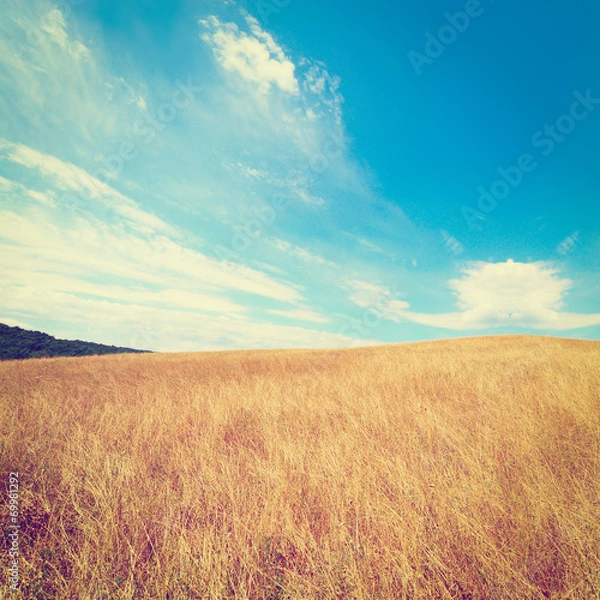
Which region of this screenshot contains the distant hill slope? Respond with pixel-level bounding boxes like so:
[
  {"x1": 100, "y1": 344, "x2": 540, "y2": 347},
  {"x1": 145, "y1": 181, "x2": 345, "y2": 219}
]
[
  {"x1": 0, "y1": 323, "x2": 151, "y2": 360},
  {"x1": 0, "y1": 335, "x2": 598, "y2": 598}
]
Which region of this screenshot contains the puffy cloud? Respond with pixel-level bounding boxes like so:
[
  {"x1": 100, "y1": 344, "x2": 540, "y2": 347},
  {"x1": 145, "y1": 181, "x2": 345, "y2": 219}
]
[
  {"x1": 391, "y1": 260, "x2": 600, "y2": 330},
  {"x1": 200, "y1": 15, "x2": 299, "y2": 95}
]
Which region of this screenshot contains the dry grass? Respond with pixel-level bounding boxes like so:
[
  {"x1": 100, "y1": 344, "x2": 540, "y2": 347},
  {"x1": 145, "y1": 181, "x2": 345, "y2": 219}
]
[{"x1": 1, "y1": 335, "x2": 599, "y2": 599}]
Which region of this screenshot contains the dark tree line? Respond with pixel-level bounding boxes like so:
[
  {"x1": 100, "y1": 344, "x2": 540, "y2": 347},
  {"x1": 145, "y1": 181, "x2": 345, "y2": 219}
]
[{"x1": 0, "y1": 323, "x2": 150, "y2": 360}]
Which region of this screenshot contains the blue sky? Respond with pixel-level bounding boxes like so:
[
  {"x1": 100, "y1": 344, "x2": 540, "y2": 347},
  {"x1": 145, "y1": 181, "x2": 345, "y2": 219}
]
[{"x1": 0, "y1": 0, "x2": 599, "y2": 351}]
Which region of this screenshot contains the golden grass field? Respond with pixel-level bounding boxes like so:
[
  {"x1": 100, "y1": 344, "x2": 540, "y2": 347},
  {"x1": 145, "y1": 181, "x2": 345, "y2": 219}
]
[{"x1": 1, "y1": 335, "x2": 599, "y2": 599}]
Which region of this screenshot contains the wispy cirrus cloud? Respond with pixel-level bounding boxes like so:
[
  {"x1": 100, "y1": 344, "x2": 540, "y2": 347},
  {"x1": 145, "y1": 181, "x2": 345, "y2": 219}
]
[
  {"x1": 0, "y1": 140, "x2": 311, "y2": 300},
  {"x1": 341, "y1": 278, "x2": 410, "y2": 322},
  {"x1": 0, "y1": 174, "x2": 56, "y2": 206},
  {"x1": 0, "y1": 139, "x2": 176, "y2": 236},
  {"x1": 440, "y1": 230, "x2": 464, "y2": 256},
  {"x1": 266, "y1": 308, "x2": 330, "y2": 323},
  {"x1": 0, "y1": 1, "x2": 142, "y2": 155},
  {"x1": 557, "y1": 231, "x2": 579, "y2": 256},
  {"x1": 37, "y1": 7, "x2": 90, "y2": 59},
  {"x1": 0, "y1": 143, "x2": 366, "y2": 350},
  {"x1": 268, "y1": 238, "x2": 337, "y2": 267},
  {"x1": 0, "y1": 139, "x2": 368, "y2": 350}
]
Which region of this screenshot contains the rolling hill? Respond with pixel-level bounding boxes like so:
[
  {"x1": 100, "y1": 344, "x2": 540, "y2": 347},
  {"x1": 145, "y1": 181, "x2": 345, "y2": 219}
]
[
  {"x1": 0, "y1": 323, "x2": 150, "y2": 360},
  {"x1": 1, "y1": 335, "x2": 598, "y2": 598}
]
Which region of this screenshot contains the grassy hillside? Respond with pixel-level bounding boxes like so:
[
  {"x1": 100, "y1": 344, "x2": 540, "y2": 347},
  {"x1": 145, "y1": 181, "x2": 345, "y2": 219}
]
[
  {"x1": 1, "y1": 336, "x2": 599, "y2": 599},
  {"x1": 0, "y1": 323, "x2": 150, "y2": 360}
]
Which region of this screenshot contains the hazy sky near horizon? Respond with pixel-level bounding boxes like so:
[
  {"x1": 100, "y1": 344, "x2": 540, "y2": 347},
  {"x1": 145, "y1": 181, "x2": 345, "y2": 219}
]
[{"x1": 0, "y1": 0, "x2": 599, "y2": 351}]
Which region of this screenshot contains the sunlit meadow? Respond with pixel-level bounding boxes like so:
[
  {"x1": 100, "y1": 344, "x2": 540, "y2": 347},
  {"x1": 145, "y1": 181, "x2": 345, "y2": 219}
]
[{"x1": 1, "y1": 335, "x2": 599, "y2": 599}]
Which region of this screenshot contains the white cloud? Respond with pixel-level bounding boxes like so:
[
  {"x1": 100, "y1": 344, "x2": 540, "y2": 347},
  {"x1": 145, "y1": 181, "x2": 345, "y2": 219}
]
[
  {"x1": 0, "y1": 187, "x2": 365, "y2": 350},
  {"x1": 226, "y1": 163, "x2": 326, "y2": 208},
  {"x1": 39, "y1": 8, "x2": 91, "y2": 59},
  {"x1": 269, "y1": 238, "x2": 292, "y2": 252},
  {"x1": 357, "y1": 237, "x2": 387, "y2": 255},
  {"x1": 0, "y1": 0, "x2": 154, "y2": 201},
  {"x1": 293, "y1": 247, "x2": 335, "y2": 266},
  {"x1": 0, "y1": 175, "x2": 56, "y2": 206},
  {"x1": 391, "y1": 260, "x2": 600, "y2": 330},
  {"x1": 268, "y1": 238, "x2": 337, "y2": 267},
  {"x1": 0, "y1": 207, "x2": 303, "y2": 304},
  {"x1": 39, "y1": 8, "x2": 69, "y2": 48},
  {"x1": 0, "y1": 280, "x2": 360, "y2": 351},
  {"x1": 1, "y1": 139, "x2": 177, "y2": 236},
  {"x1": 343, "y1": 278, "x2": 391, "y2": 308},
  {"x1": 342, "y1": 278, "x2": 410, "y2": 321},
  {"x1": 267, "y1": 308, "x2": 330, "y2": 323},
  {"x1": 0, "y1": 192, "x2": 362, "y2": 349},
  {"x1": 295, "y1": 188, "x2": 326, "y2": 206},
  {"x1": 1, "y1": 263, "x2": 245, "y2": 315},
  {"x1": 192, "y1": 10, "x2": 362, "y2": 226},
  {"x1": 200, "y1": 15, "x2": 299, "y2": 95},
  {"x1": 341, "y1": 232, "x2": 401, "y2": 262},
  {"x1": 0, "y1": 142, "x2": 309, "y2": 307},
  {"x1": 557, "y1": 231, "x2": 579, "y2": 255},
  {"x1": 234, "y1": 162, "x2": 268, "y2": 179},
  {"x1": 302, "y1": 63, "x2": 343, "y2": 125},
  {"x1": 440, "y1": 230, "x2": 464, "y2": 255}
]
